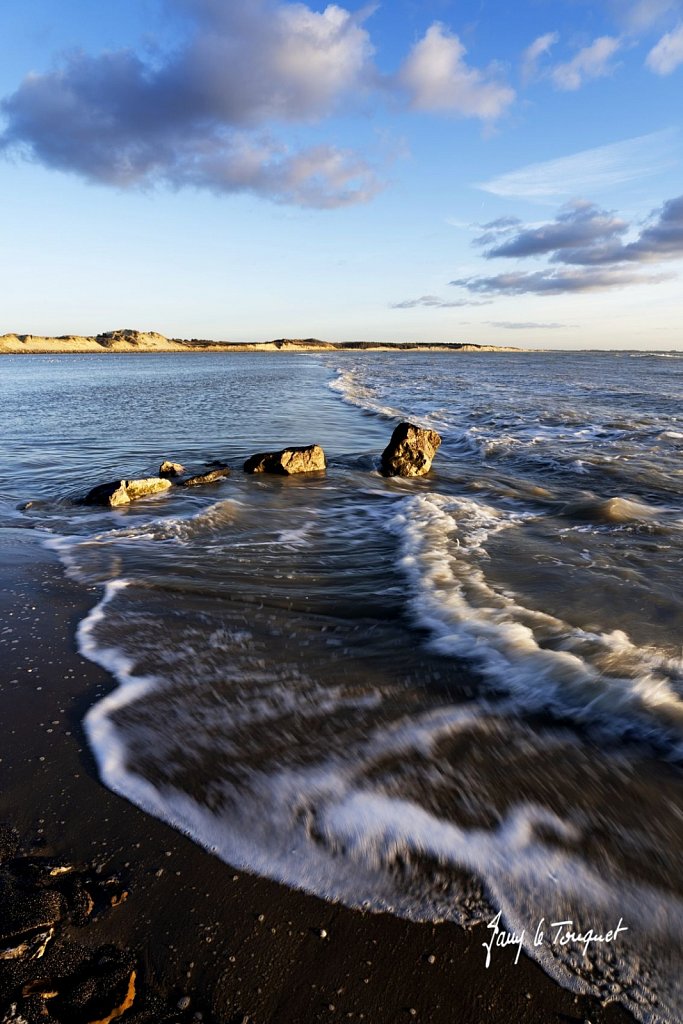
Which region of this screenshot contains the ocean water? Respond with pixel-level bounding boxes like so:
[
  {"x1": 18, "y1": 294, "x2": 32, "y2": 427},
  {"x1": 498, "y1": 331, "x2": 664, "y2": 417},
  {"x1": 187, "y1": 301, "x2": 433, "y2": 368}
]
[{"x1": 1, "y1": 351, "x2": 682, "y2": 1022}]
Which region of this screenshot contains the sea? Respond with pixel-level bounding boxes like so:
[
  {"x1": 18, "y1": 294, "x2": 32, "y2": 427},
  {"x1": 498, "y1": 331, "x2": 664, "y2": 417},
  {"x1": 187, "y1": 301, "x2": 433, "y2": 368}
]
[{"x1": 1, "y1": 350, "x2": 682, "y2": 1022}]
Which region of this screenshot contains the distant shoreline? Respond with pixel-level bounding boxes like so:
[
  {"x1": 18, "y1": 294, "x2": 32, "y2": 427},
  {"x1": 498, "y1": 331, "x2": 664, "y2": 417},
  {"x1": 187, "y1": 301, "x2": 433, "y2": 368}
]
[{"x1": 0, "y1": 328, "x2": 523, "y2": 354}]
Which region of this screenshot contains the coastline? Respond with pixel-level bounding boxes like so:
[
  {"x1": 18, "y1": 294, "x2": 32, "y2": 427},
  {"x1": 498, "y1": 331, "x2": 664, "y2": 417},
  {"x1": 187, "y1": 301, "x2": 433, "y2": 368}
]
[
  {"x1": 0, "y1": 526, "x2": 634, "y2": 1024},
  {"x1": 0, "y1": 330, "x2": 523, "y2": 355}
]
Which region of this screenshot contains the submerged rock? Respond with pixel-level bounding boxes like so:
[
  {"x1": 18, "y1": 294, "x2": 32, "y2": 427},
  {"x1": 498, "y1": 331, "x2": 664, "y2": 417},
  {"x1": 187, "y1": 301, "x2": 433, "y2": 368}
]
[
  {"x1": 182, "y1": 467, "x2": 231, "y2": 487},
  {"x1": 243, "y1": 445, "x2": 326, "y2": 475},
  {"x1": 159, "y1": 460, "x2": 185, "y2": 477},
  {"x1": 380, "y1": 422, "x2": 441, "y2": 478},
  {"x1": 84, "y1": 478, "x2": 172, "y2": 507}
]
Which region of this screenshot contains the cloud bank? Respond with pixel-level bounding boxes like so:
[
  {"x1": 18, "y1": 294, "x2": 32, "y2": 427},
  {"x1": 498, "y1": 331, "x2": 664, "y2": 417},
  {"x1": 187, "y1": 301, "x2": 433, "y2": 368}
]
[
  {"x1": 452, "y1": 193, "x2": 683, "y2": 295},
  {"x1": 0, "y1": 1, "x2": 517, "y2": 208},
  {"x1": 0, "y1": 1, "x2": 381, "y2": 208}
]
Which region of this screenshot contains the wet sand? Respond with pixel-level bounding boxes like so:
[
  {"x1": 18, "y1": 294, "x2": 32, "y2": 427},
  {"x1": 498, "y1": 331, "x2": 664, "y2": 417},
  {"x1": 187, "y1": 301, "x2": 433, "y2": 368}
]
[{"x1": 0, "y1": 527, "x2": 634, "y2": 1024}]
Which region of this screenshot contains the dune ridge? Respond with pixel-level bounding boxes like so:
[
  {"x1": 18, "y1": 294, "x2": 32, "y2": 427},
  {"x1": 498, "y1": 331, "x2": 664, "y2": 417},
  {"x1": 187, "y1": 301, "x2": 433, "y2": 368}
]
[{"x1": 0, "y1": 328, "x2": 521, "y2": 354}]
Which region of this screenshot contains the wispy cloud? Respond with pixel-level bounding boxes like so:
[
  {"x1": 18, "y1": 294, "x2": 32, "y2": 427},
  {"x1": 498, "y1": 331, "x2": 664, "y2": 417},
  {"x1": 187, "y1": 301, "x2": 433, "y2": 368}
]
[
  {"x1": 550, "y1": 36, "x2": 621, "y2": 90},
  {"x1": 475, "y1": 129, "x2": 679, "y2": 199},
  {"x1": 521, "y1": 32, "x2": 560, "y2": 83},
  {"x1": 608, "y1": 0, "x2": 682, "y2": 32},
  {"x1": 487, "y1": 321, "x2": 570, "y2": 329},
  {"x1": 399, "y1": 23, "x2": 515, "y2": 120},
  {"x1": 391, "y1": 294, "x2": 490, "y2": 309},
  {"x1": 451, "y1": 267, "x2": 671, "y2": 295},
  {"x1": 646, "y1": 23, "x2": 683, "y2": 73}
]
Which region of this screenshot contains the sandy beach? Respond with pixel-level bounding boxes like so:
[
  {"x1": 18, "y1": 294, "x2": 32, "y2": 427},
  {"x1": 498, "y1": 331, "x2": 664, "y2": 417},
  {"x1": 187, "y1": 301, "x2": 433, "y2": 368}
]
[{"x1": 0, "y1": 528, "x2": 634, "y2": 1024}]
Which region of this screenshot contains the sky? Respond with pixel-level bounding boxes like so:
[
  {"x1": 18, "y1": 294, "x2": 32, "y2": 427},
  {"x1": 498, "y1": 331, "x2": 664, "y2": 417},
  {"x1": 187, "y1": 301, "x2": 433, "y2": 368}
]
[{"x1": 1, "y1": 0, "x2": 682, "y2": 348}]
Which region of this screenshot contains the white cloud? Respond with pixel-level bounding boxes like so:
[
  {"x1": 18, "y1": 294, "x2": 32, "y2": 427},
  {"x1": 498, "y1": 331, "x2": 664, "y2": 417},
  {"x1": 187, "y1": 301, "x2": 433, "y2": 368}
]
[
  {"x1": 551, "y1": 36, "x2": 621, "y2": 90},
  {"x1": 452, "y1": 266, "x2": 672, "y2": 295},
  {"x1": 0, "y1": 0, "x2": 380, "y2": 207},
  {"x1": 391, "y1": 294, "x2": 490, "y2": 309},
  {"x1": 609, "y1": 0, "x2": 682, "y2": 31},
  {"x1": 399, "y1": 23, "x2": 515, "y2": 120},
  {"x1": 170, "y1": 1, "x2": 374, "y2": 125},
  {"x1": 522, "y1": 32, "x2": 559, "y2": 83},
  {"x1": 453, "y1": 191, "x2": 683, "y2": 297},
  {"x1": 646, "y1": 23, "x2": 683, "y2": 73},
  {"x1": 475, "y1": 129, "x2": 679, "y2": 200}
]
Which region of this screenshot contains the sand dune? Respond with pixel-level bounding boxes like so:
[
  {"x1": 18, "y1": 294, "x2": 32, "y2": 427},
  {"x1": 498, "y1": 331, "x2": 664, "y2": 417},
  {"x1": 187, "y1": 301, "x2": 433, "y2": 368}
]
[{"x1": 0, "y1": 328, "x2": 520, "y2": 354}]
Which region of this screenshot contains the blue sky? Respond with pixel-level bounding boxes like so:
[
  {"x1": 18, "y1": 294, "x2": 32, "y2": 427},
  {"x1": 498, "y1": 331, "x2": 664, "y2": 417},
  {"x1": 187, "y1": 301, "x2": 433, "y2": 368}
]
[{"x1": 1, "y1": 0, "x2": 682, "y2": 348}]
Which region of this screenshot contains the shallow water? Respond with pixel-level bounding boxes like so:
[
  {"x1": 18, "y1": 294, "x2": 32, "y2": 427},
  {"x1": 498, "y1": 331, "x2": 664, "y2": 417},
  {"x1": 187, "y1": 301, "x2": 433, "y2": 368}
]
[{"x1": 2, "y1": 351, "x2": 682, "y2": 1022}]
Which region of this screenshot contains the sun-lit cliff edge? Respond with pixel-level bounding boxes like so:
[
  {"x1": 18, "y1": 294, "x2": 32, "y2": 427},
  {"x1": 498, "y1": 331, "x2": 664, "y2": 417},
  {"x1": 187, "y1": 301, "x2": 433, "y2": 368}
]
[{"x1": 0, "y1": 328, "x2": 522, "y2": 354}]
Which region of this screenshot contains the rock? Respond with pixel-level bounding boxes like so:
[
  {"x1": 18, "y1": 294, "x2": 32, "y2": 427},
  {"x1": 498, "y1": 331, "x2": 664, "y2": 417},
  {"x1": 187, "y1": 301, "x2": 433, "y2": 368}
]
[
  {"x1": 182, "y1": 467, "x2": 231, "y2": 487},
  {"x1": 84, "y1": 478, "x2": 172, "y2": 507},
  {"x1": 380, "y1": 422, "x2": 441, "y2": 478},
  {"x1": 67, "y1": 879, "x2": 95, "y2": 925},
  {"x1": 243, "y1": 445, "x2": 326, "y2": 475},
  {"x1": 59, "y1": 951, "x2": 136, "y2": 1023},
  {"x1": 159, "y1": 461, "x2": 185, "y2": 478},
  {"x1": 14, "y1": 858, "x2": 74, "y2": 887},
  {"x1": 21, "y1": 980, "x2": 60, "y2": 1000},
  {"x1": 0, "y1": 878, "x2": 63, "y2": 946},
  {"x1": 0, "y1": 926, "x2": 54, "y2": 962}
]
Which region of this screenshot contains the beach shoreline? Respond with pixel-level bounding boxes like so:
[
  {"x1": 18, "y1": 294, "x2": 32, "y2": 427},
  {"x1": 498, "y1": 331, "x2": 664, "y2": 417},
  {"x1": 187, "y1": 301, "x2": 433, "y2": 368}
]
[
  {"x1": 0, "y1": 329, "x2": 523, "y2": 355},
  {"x1": 0, "y1": 526, "x2": 634, "y2": 1024}
]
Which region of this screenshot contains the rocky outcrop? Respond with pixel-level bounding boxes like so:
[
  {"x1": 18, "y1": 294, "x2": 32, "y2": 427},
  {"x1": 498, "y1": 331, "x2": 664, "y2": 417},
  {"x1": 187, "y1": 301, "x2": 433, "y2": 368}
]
[
  {"x1": 243, "y1": 445, "x2": 326, "y2": 475},
  {"x1": 380, "y1": 422, "x2": 442, "y2": 477},
  {"x1": 84, "y1": 478, "x2": 172, "y2": 507},
  {"x1": 159, "y1": 460, "x2": 185, "y2": 477},
  {"x1": 182, "y1": 467, "x2": 231, "y2": 487}
]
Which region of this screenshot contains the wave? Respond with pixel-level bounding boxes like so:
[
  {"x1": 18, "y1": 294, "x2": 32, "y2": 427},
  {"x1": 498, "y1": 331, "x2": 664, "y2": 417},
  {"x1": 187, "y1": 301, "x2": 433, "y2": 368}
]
[
  {"x1": 628, "y1": 352, "x2": 682, "y2": 359},
  {"x1": 69, "y1": 569, "x2": 683, "y2": 1024},
  {"x1": 391, "y1": 492, "x2": 683, "y2": 751},
  {"x1": 560, "y1": 495, "x2": 664, "y2": 525},
  {"x1": 328, "y1": 366, "x2": 407, "y2": 422}
]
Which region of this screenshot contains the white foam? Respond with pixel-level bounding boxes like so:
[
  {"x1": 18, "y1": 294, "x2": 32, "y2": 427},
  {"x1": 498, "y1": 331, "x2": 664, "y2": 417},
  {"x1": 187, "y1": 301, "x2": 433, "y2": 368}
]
[
  {"x1": 49, "y1": 508, "x2": 683, "y2": 1024},
  {"x1": 390, "y1": 492, "x2": 683, "y2": 747},
  {"x1": 76, "y1": 586, "x2": 683, "y2": 1024},
  {"x1": 328, "y1": 366, "x2": 406, "y2": 422}
]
